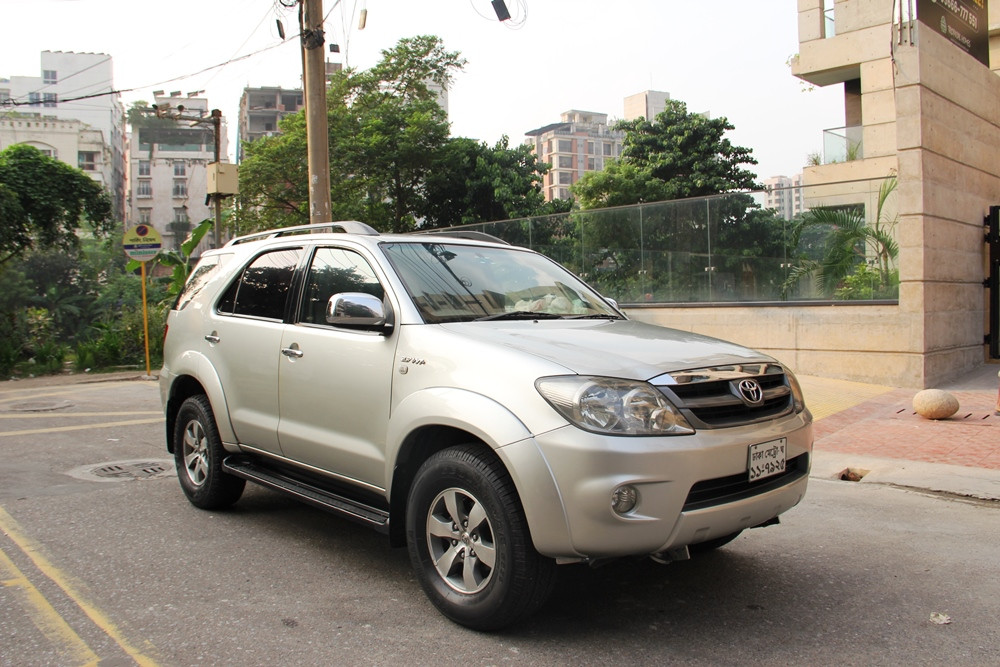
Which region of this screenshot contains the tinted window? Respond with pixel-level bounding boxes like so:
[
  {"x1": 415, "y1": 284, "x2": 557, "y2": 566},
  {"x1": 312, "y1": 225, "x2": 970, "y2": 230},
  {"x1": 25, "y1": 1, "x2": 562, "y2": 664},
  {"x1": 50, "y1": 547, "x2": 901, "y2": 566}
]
[
  {"x1": 174, "y1": 254, "x2": 231, "y2": 311},
  {"x1": 300, "y1": 247, "x2": 384, "y2": 325},
  {"x1": 217, "y1": 248, "x2": 301, "y2": 319}
]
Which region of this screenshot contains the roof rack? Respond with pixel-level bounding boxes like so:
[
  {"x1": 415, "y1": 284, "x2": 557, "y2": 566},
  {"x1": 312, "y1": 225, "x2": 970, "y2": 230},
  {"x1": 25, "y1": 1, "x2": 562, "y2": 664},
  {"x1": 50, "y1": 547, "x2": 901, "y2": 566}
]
[
  {"x1": 226, "y1": 221, "x2": 379, "y2": 246},
  {"x1": 416, "y1": 229, "x2": 510, "y2": 245}
]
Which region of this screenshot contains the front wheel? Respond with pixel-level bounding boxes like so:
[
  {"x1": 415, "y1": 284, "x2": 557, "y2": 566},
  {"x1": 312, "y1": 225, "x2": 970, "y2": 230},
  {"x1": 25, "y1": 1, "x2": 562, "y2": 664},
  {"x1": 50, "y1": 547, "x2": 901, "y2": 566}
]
[
  {"x1": 173, "y1": 395, "x2": 245, "y2": 510},
  {"x1": 406, "y1": 445, "x2": 556, "y2": 631}
]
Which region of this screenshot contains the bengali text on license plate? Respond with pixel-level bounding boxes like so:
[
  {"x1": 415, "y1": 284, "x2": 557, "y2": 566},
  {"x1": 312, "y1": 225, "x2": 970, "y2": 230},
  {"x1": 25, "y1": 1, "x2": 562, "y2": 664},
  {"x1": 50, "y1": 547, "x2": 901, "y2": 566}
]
[{"x1": 748, "y1": 438, "x2": 786, "y2": 482}]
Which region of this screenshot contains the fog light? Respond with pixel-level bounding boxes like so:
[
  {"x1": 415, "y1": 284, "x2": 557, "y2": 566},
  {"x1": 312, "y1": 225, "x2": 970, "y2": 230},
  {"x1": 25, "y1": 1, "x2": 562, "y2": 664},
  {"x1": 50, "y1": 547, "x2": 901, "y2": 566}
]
[{"x1": 611, "y1": 485, "x2": 638, "y2": 514}]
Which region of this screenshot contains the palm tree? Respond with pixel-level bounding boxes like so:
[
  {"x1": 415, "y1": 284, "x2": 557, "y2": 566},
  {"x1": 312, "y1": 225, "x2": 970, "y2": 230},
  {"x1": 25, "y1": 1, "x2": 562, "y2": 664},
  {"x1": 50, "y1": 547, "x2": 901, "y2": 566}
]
[{"x1": 783, "y1": 175, "x2": 899, "y2": 298}]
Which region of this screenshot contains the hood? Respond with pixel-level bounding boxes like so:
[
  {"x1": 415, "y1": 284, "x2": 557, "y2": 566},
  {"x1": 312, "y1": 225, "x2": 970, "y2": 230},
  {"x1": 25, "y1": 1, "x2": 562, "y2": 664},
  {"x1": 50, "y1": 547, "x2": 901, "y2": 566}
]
[{"x1": 439, "y1": 319, "x2": 772, "y2": 381}]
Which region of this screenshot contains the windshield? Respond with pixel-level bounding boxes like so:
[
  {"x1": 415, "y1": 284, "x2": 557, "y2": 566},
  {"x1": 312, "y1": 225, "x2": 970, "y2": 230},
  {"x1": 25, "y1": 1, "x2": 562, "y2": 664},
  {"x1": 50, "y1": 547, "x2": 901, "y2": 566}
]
[{"x1": 381, "y1": 242, "x2": 622, "y2": 324}]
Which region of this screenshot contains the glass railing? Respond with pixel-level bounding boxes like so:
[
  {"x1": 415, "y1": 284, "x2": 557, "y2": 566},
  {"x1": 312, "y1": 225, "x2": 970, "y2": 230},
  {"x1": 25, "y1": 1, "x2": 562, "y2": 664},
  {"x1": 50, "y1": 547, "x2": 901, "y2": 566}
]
[
  {"x1": 446, "y1": 176, "x2": 899, "y2": 305},
  {"x1": 822, "y1": 125, "x2": 863, "y2": 164}
]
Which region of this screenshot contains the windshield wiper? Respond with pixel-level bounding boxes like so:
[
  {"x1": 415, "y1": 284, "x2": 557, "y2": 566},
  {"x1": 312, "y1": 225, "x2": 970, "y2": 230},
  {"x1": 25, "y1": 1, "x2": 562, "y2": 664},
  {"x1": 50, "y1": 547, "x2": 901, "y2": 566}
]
[
  {"x1": 565, "y1": 313, "x2": 623, "y2": 320},
  {"x1": 473, "y1": 311, "x2": 565, "y2": 322}
]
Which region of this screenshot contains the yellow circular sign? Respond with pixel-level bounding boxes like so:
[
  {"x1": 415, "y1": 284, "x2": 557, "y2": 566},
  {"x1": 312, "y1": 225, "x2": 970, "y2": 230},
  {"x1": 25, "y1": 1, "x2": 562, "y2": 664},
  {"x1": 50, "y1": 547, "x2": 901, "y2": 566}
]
[{"x1": 123, "y1": 224, "x2": 163, "y2": 261}]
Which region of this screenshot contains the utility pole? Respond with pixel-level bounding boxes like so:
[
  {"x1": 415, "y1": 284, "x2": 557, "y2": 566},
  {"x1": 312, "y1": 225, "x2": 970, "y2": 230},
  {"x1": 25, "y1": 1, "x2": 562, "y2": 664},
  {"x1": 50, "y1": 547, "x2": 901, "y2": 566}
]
[{"x1": 301, "y1": 0, "x2": 332, "y2": 224}]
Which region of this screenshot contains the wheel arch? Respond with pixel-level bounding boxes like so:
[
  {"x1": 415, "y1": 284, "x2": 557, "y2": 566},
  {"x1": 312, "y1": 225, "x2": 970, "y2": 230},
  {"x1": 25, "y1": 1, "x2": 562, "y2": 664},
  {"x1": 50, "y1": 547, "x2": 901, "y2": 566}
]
[
  {"x1": 385, "y1": 389, "x2": 572, "y2": 555},
  {"x1": 163, "y1": 355, "x2": 234, "y2": 452}
]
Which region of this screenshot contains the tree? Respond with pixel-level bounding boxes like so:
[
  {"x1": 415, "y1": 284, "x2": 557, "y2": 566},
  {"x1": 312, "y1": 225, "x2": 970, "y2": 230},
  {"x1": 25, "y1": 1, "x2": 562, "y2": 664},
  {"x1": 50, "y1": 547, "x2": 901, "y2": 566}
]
[
  {"x1": 420, "y1": 136, "x2": 549, "y2": 228},
  {"x1": 237, "y1": 36, "x2": 464, "y2": 234},
  {"x1": 0, "y1": 144, "x2": 115, "y2": 265},
  {"x1": 572, "y1": 99, "x2": 760, "y2": 209}
]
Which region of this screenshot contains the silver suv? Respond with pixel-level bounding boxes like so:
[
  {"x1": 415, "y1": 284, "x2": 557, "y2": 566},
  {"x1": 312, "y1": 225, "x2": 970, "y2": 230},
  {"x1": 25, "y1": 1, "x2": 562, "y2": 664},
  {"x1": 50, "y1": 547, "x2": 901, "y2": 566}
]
[{"x1": 160, "y1": 221, "x2": 812, "y2": 630}]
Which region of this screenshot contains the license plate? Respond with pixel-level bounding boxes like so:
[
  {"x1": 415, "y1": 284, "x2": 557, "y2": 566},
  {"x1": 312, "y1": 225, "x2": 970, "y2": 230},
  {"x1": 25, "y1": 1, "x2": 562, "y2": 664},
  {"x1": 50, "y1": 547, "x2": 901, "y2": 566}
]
[{"x1": 748, "y1": 438, "x2": 786, "y2": 482}]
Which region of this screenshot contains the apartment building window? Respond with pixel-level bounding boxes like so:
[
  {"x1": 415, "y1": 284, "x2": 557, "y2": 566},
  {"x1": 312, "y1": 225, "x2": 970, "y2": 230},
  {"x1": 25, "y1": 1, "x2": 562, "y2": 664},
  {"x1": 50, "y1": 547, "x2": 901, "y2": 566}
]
[
  {"x1": 137, "y1": 180, "x2": 152, "y2": 197},
  {"x1": 558, "y1": 139, "x2": 572, "y2": 153},
  {"x1": 28, "y1": 92, "x2": 40, "y2": 106},
  {"x1": 173, "y1": 161, "x2": 186, "y2": 177},
  {"x1": 138, "y1": 160, "x2": 150, "y2": 176},
  {"x1": 173, "y1": 207, "x2": 189, "y2": 223},
  {"x1": 43, "y1": 70, "x2": 57, "y2": 84},
  {"x1": 603, "y1": 143, "x2": 612, "y2": 156},
  {"x1": 78, "y1": 151, "x2": 98, "y2": 171},
  {"x1": 587, "y1": 141, "x2": 594, "y2": 154},
  {"x1": 173, "y1": 179, "x2": 188, "y2": 197},
  {"x1": 558, "y1": 188, "x2": 569, "y2": 199},
  {"x1": 587, "y1": 157, "x2": 595, "y2": 170},
  {"x1": 558, "y1": 156, "x2": 572, "y2": 169},
  {"x1": 558, "y1": 172, "x2": 572, "y2": 185},
  {"x1": 138, "y1": 208, "x2": 152, "y2": 224},
  {"x1": 43, "y1": 93, "x2": 57, "y2": 107}
]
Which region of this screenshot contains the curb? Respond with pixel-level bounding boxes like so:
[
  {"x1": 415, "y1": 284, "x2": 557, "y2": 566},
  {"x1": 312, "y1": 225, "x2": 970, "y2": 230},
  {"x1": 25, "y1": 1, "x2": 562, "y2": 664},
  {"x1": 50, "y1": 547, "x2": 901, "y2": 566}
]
[{"x1": 811, "y1": 450, "x2": 1000, "y2": 503}]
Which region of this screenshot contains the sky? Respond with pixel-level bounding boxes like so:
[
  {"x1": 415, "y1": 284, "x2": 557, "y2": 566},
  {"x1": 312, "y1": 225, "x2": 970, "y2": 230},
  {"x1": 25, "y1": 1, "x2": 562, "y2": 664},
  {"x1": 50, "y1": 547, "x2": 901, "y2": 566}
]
[{"x1": 0, "y1": 0, "x2": 845, "y2": 179}]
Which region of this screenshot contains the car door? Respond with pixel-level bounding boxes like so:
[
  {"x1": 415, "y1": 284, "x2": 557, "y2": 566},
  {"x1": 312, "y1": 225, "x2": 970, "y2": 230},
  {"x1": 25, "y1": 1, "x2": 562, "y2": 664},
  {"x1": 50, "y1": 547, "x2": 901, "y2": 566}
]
[
  {"x1": 209, "y1": 246, "x2": 302, "y2": 454},
  {"x1": 277, "y1": 245, "x2": 398, "y2": 489}
]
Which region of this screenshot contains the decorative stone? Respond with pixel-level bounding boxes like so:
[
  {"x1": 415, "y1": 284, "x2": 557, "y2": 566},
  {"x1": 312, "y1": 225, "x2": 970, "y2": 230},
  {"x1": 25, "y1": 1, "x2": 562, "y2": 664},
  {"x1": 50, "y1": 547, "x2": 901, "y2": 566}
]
[{"x1": 912, "y1": 389, "x2": 959, "y2": 420}]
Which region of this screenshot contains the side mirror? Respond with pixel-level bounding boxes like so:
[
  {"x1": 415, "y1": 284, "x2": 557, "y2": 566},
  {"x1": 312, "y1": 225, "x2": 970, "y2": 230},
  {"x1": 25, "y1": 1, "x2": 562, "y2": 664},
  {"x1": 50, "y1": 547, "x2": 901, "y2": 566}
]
[{"x1": 326, "y1": 293, "x2": 391, "y2": 333}]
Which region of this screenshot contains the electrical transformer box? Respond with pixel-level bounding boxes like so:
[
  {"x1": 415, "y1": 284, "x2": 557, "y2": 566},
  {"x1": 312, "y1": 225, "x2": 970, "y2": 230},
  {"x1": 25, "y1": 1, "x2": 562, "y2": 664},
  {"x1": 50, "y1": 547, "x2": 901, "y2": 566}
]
[{"x1": 207, "y1": 162, "x2": 238, "y2": 195}]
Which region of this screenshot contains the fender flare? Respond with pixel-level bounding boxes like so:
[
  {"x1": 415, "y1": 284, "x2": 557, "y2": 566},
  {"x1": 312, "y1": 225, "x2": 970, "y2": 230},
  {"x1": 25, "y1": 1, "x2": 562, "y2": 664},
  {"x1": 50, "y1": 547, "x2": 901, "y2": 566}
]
[
  {"x1": 386, "y1": 388, "x2": 575, "y2": 557},
  {"x1": 166, "y1": 350, "x2": 237, "y2": 448}
]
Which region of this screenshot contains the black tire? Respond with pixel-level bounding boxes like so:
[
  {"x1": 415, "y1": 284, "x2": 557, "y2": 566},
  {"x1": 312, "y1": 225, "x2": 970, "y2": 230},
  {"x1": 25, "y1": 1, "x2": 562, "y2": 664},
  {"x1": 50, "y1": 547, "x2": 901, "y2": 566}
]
[
  {"x1": 689, "y1": 530, "x2": 743, "y2": 554},
  {"x1": 406, "y1": 445, "x2": 557, "y2": 631},
  {"x1": 173, "y1": 395, "x2": 245, "y2": 510}
]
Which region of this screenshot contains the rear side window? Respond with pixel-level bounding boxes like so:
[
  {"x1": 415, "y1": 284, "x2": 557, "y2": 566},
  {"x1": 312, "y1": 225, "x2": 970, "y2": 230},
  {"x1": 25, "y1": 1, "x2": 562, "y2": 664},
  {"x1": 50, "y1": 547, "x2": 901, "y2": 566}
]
[
  {"x1": 217, "y1": 248, "x2": 302, "y2": 320},
  {"x1": 174, "y1": 254, "x2": 230, "y2": 311}
]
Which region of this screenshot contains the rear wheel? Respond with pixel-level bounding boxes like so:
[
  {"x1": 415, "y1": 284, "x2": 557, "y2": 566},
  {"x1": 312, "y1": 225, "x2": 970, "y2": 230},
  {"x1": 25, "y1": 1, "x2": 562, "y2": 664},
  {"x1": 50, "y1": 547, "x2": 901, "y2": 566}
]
[
  {"x1": 173, "y1": 395, "x2": 244, "y2": 509},
  {"x1": 406, "y1": 445, "x2": 556, "y2": 631}
]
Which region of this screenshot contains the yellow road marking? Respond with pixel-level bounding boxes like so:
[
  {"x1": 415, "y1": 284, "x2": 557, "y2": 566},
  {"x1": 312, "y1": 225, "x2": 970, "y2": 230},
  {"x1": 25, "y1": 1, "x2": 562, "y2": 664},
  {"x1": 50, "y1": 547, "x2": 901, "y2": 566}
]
[
  {"x1": 0, "y1": 546, "x2": 100, "y2": 665},
  {"x1": 0, "y1": 418, "x2": 163, "y2": 437},
  {"x1": 0, "y1": 506, "x2": 159, "y2": 666},
  {"x1": 0, "y1": 411, "x2": 162, "y2": 419}
]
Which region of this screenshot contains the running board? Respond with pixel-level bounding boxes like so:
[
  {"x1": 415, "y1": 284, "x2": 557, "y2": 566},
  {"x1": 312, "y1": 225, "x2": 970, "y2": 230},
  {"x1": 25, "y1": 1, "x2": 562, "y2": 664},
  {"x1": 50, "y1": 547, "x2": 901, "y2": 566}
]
[{"x1": 223, "y1": 456, "x2": 389, "y2": 533}]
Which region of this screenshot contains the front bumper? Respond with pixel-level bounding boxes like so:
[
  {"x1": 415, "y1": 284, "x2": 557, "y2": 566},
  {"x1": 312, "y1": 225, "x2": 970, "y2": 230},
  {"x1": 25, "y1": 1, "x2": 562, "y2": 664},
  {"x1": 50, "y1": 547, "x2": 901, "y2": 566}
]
[{"x1": 500, "y1": 411, "x2": 813, "y2": 560}]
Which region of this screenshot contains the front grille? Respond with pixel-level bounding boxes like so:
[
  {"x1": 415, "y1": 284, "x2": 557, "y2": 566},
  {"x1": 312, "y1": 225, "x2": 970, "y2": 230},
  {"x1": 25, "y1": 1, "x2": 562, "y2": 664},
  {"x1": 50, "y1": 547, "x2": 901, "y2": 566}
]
[
  {"x1": 682, "y1": 453, "x2": 809, "y2": 512},
  {"x1": 653, "y1": 363, "x2": 794, "y2": 428}
]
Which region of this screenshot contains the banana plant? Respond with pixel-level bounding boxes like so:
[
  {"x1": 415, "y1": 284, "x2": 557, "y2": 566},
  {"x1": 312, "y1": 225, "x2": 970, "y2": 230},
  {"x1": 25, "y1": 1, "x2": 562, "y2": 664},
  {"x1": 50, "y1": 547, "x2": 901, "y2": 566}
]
[{"x1": 126, "y1": 218, "x2": 213, "y2": 297}]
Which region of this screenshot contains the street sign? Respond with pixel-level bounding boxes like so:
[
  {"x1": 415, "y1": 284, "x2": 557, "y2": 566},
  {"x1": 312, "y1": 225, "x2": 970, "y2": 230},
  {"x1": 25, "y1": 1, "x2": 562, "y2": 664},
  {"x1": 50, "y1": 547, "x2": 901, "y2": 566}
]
[{"x1": 123, "y1": 225, "x2": 162, "y2": 262}]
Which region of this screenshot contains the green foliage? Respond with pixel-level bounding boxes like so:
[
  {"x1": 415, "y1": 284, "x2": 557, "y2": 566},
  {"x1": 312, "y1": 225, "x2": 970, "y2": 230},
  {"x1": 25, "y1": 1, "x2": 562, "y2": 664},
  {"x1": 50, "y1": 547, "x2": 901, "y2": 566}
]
[
  {"x1": 0, "y1": 144, "x2": 115, "y2": 265},
  {"x1": 572, "y1": 99, "x2": 760, "y2": 209},
  {"x1": 420, "y1": 136, "x2": 548, "y2": 228},
  {"x1": 127, "y1": 217, "x2": 212, "y2": 297},
  {"x1": 783, "y1": 175, "x2": 899, "y2": 299},
  {"x1": 237, "y1": 35, "x2": 553, "y2": 234}
]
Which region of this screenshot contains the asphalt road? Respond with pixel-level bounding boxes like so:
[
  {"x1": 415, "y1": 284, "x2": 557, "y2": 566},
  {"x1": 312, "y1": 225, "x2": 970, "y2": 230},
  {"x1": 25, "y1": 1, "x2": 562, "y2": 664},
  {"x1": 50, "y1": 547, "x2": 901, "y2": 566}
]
[{"x1": 1, "y1": 376, "x2": 997, "y2": 666}]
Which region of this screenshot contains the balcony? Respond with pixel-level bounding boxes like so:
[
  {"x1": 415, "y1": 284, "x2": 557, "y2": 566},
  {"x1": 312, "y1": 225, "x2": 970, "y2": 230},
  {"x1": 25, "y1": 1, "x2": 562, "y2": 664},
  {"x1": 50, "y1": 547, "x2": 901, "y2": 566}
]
[{"x1": 821, "y1": 125, "x2": 863, "y2": 164}]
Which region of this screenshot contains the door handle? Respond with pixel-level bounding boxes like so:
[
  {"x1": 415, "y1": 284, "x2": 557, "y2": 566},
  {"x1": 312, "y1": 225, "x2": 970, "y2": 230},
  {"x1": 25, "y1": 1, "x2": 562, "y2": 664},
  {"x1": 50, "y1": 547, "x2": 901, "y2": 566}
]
[
  {"x1": 204, "y1": 333, "x2": 220, "y2": 343},
  {"x1": 281, "y1": 346, "x2": 304, "y2": 358}
]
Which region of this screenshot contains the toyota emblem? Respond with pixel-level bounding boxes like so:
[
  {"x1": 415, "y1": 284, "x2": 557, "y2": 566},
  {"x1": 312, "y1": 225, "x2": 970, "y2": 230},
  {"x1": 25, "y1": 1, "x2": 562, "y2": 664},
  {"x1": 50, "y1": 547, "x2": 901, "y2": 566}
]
[{"x1": 737, "y1": 379, "x2": 764, "y2": 405}]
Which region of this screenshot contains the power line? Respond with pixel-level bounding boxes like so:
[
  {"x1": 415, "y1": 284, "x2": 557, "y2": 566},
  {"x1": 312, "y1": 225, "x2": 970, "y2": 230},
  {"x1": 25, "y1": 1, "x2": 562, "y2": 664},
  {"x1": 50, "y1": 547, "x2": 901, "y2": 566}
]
[{"x1": 1, "y1": 29, "x2": 297, "y2": 112}]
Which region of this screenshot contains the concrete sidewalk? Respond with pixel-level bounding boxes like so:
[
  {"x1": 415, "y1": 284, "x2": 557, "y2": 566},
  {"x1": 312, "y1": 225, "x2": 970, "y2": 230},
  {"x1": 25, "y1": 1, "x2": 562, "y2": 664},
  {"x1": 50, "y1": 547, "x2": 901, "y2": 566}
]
[{"x1": 799, "y1": 363, "x2": 1000, "y2": 502}]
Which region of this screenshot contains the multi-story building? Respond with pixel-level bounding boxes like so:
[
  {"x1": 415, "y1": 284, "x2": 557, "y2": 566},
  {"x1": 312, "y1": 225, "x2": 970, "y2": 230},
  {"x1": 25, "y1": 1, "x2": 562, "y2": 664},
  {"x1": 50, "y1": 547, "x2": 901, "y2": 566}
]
[
  {"x1": 525, "y1": 110, "x2": 624, "y2": 202},
  {"x1": 779, "y1": 0, "x2": 1000, "y2": 385},
  {"x1": 1, "y1": 51, "x2": 126, "y2": 220},
  {"x1": 623, "y1": 90, "x2": 670, "y2": 122},
  {"x1": 237, "y1": 86, "x2": 304, "y2": 162},
  {"x1": 0, "y1": 114, "x2": 109, "y2": 186},
  {"x1": 761, "y1": 174, "x2": 804, "y2": 221},
  {"x1": 127, "y1": 93, "x2": 229, "y2": 251}
]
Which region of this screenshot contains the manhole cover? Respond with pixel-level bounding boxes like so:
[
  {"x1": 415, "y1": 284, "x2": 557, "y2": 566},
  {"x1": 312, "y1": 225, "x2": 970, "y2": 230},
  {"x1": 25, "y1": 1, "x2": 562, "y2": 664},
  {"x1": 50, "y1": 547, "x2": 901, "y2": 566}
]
[
  {"x1": 6, "y1": 399, "x2": 74, "y2": 412},
  {"x1": 67, "y1": 459, "x2": 175, "y2": 483}
]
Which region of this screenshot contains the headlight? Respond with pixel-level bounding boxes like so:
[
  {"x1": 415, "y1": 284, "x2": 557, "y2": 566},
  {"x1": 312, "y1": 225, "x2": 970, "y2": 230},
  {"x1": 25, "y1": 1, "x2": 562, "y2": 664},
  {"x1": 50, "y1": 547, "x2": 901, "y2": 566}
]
[
  {"x1": 785, "y1": 369, "x2": 806, "y2": 413},
  {"x1": 535, "y1": 376, "x2": 694, "y2": 436}
]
